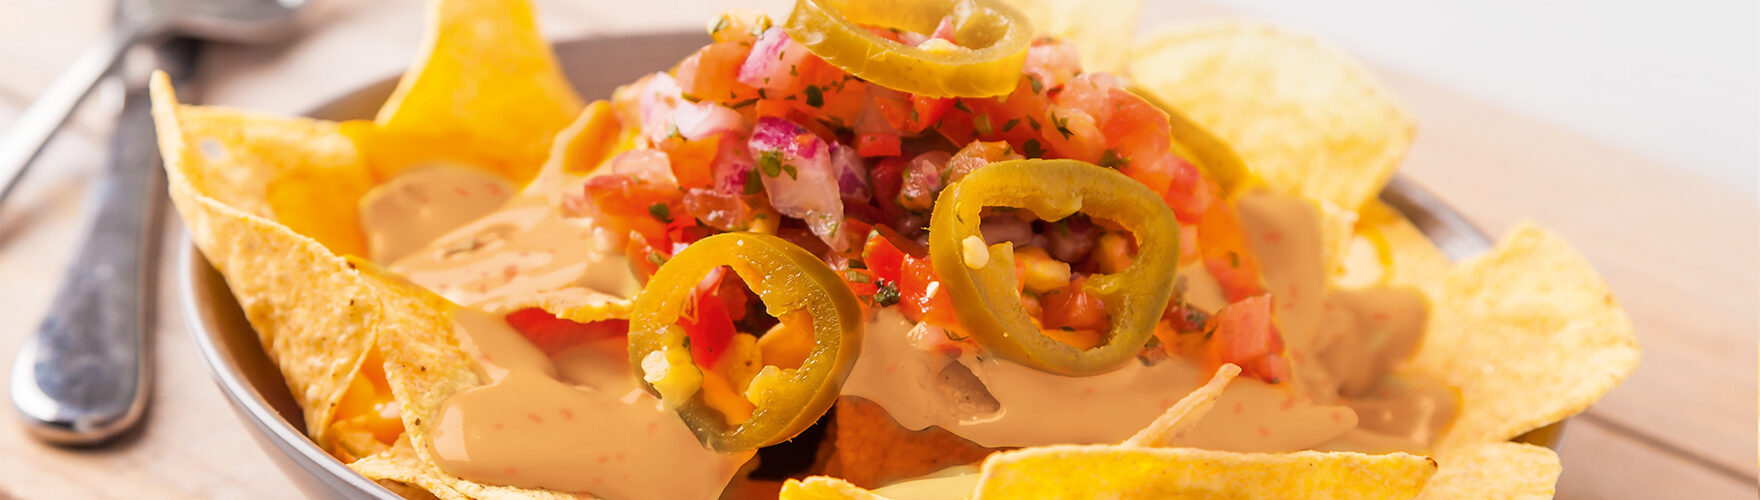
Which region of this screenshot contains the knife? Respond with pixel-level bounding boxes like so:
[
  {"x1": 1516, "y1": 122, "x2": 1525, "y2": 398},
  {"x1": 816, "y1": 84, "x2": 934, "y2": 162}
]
[{"x1": 9, "y1": 36, "x2": 201, "y2": 446}]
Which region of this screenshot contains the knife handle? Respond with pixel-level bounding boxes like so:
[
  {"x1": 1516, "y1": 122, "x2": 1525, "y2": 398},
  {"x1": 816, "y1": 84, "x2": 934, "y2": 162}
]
[{"x1": 9, "y1": 79, "x2": 163, "y2": 445}]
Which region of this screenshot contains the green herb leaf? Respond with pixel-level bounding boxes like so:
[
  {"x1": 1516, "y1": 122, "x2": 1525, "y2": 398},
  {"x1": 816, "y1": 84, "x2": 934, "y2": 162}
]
[
  {"x1": 1098, "y1": 149, "x2": 1129, "y2": 168},
  {"x1": 758, "y1": 151, "x2": 784, "y2": 177},
  {"x1": 873, "y1": 280, "x2": 901, "y2": 307},
  {"x1": 804, "y1": 85, "x2": 824, "y2": 107},
  {"x1": 1051, "y1": 113, "x2": 1073, "y2": 140},
  {"x1": 744, "y1": 167, "x2": 764, "y2": 194},
  {"x1": 1001, "y1": 118, "x2": 1020, "y2": 132},
  {"x1": 782, "y1": 163, "x2": 799, "y2": 180},
  {"x1": 648, "y1": 203, "x2": 673, "y2": 223},
  {"x1": 973, "y1": 114, "x2": 993, "y2": 136},
  {"x1": 952, "y1": 100, "x2": 973, "y2": 114},
  {"x1": 1027, "y1": 74, "x2": 1044, "y2": 94},
  {"x1": 1022, "y1": 139, "x2": 1045, "y2": 158}
]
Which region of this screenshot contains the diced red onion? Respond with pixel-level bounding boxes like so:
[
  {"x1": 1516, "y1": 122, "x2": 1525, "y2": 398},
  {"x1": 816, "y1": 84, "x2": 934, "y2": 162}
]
[
  {"x1": 638, "y1": 72, "x2": 684, "y2": 143},
  {"x1": 748, "y1": 117, "x2": 847, "y2": 251},
  {"x1": 673, "y1": 101, "x2": 743, "y2": 141},
  {"x1": 830, "y1": 143, "x2": 870, "y2": 203},
  {"x1": 738, "y1": 28, "x2": 810, "y2": 90}
]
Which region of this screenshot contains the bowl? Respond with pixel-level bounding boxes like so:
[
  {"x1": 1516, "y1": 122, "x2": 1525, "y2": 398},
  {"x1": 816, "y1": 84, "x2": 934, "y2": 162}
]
[{"x1": 176, "y1": 30, "x2": 1521, "y2": 500}]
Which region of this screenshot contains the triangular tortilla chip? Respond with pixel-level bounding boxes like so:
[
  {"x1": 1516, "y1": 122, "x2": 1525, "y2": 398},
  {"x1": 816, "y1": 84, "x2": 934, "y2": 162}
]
[
  {"x1": 1417, "y1": 442, "x2": 1560, "y2": 499},
  {"x1": 998, "y1": 0, "x2": 1145, "y2": 74},
  {"x1": 1412, "y1": 222, "x2": 1640, "y2": 452},
  {"x1": 1131, "y1": 21, "x2": 1414, "y2": 213},
  {"x1": 370, "y1": 0, "x2": 583, "y2": 186},
  {"x1": 976, "y1": 445, "x2": 1436, "y2": 499},
  {"x1": 1124, "y1": 363, "x2": 1240, "y2": 447}
]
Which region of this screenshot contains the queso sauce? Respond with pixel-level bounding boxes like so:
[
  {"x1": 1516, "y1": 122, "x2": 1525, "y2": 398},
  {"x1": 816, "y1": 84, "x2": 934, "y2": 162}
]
[
  {"x1": 357, "y1": 164, "x2": 1456, "y2": 495},
  {"x1": 844, "y1": 192, "x2": 1457, "y2": 454}
]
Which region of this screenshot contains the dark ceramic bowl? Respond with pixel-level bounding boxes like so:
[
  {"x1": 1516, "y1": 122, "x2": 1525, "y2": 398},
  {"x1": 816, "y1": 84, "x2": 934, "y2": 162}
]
[{"x1": 177, "y1": 31, "x2": 1531, "y2": 500}]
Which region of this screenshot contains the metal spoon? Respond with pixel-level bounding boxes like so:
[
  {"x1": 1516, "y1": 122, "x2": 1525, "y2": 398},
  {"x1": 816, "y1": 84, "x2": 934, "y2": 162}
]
[
  {"x1": 0, "y1": 0, "x2": 310, "y2": 213},
  {"x1": 7, "y1": 0, "x2": 308, "y2": 446}
]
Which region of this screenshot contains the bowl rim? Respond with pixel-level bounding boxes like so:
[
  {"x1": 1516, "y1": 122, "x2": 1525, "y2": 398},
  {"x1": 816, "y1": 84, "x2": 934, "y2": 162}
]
[{"x1": 173, "y1": 30, "x2": 1505, "y2": 499}]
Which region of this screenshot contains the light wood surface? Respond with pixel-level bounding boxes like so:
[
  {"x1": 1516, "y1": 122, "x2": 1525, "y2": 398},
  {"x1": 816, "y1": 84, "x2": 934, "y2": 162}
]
[{"x1": 0, "y1": 1, "x2": 1753, "y2": 498}]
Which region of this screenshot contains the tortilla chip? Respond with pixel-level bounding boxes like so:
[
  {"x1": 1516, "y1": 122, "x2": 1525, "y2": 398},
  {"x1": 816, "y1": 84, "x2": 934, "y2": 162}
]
[
  {"x1": 999, "y1": 0, "x2": 1145, "y2": 74},
  {"x1": 474, "y1": 286, "x2": 632, "y2": 323},
  {"x1": 820, "y1": 397, "x2": 999, "y2": 489},
  {"x1": 779, "y1": 476, "x2": 889, "y2": 500},
  {"x1": 1416, "y1": 442, "x2": 1560, "y2": 500},
  {"x1": 1131, "y1": 21, "x2": 1414, "y2": 213},
  {"x1": 153, "y1": 74, "x2": 385, "y2": 442},
  {"x1": 1124, "y1": 364, "x2": 1240, "y2": 447},
  {"x1": 351, "y1": 437, "x2": 578, "y2": 500},
  {"x1": 976, "y1": 445, "x2": 1436, "y2": 499},
  {"x1": 1407, "y1": 222, "x2": 1640, "y2": 452},
  {"x1": 373, "y1": 0, "x2": 583, "y2": 186}
]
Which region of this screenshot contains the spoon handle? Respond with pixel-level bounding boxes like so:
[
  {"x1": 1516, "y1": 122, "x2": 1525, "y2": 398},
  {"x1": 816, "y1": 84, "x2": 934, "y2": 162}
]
[
  {"x1": 8, "y1": 35, "x2": 198, "y2": 446},
  {"x1": 0, "y1": 22, "x2": 145, "y2": 210}
]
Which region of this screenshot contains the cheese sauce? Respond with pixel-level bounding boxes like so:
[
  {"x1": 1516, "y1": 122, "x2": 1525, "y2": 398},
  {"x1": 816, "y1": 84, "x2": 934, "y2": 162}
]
[
  {"x1": 845, "y1": 192, "x2": 1457, "y2": 455},
  {"x1": 357, "y1": 165, "x2": 515, "y2": 263},
  {"x1": 429, "y1": 309, "x2": 753, "y2": 498},
  {"x1": 357, "y1": 167, "x2": 639, "y2": 309}
]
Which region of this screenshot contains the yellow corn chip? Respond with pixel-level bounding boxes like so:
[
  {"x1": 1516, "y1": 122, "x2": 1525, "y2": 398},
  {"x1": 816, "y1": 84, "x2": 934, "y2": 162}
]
[
  {"x1": 1124, "y1": 363, "x2": 1240, "y2": 447},
  {"x1": 1409, "y1": 222, "x2": 1640, "y2": 452},
  {"x1": 779, "y1": 476, "x2": 890, "y2": 500},
  {"x1": 998, "y1": 0, "x2": 1145, "y2": 74},
  {"x1": 1131, "y1": 21, "x2": 1414, "y2": 213},
  {"x1": 976, "y1": 445, "x2": 1436, "y2": 499},
  {"x1": 152, "y1": 74, "x2": 383, "y2": 442},
  {"x1": 1415, "y1": 442, "x2": 1560, "y2": 500},
  {"x1": 374, "y1": 0, "x2": 583, "y2": 186}
]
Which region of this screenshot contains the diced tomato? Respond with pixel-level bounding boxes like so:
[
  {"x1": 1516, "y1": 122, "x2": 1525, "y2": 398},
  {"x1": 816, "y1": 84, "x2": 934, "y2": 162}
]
[
  {"x1": 679, "y1": 268, "x2": 738, "y2": 368},
  {"x1": 659, "y1": 133, "x2": 722, "y2": 190},
  {"x1": 898, "y1": 253, "x2": 960, "y2": 329},
  {"x1": 862, "y1": 232, "x2": 907, "y2": 283},
  {"x1": 1040, "y1": 106, "x2": 1106, "y2": 163},
  {"x1": 1039, "y1": 276, "x2": 1109, "y2": 331},
  {"x1": 1203, "y1": 294, "x2": 1290, "y2": 383},
  {"x1": 1197, "y1": 201, "x2": 1268, "y2": 302},
  {"x1": 584, "y1": 174, "x2": 678, "y2": 248},
  {"x1": 857, "y1": 132, "x2": 902, "y2": 157},
  {"x1": 504, "y1": 308, "x2": 628, "y2": 356},
  {"x1": 867, "y1": 156, "x2": 909, "y2": 220},
  {"x1": 626, "y1": 234, "x2": 663, "y2": 280},
  {"x1": 674, "y1": 41, "x2": 758, "y2": 107},
  {"x1": 904, "y1": 95, "x2": 954, "y2": 133}
]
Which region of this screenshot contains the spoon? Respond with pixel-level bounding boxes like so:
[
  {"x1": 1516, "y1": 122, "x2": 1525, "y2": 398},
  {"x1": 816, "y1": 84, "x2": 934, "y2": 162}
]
[
  {"x1": 6, "y1": 0, "x2": 307, "y2": 446},
  {"x1": 0, "y1": 0, "x2": 310, "y2": 214}
]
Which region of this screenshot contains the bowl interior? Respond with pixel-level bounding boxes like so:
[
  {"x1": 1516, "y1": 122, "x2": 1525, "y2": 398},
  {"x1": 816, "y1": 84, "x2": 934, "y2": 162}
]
[{"x1": 178, "y1": 30, "x2": 1510, "y2": 499}]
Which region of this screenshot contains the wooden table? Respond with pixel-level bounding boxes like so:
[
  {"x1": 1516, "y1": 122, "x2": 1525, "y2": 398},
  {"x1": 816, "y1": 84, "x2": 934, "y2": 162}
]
[{"x1": 0, "y1": 1, "x2": 1753, "y2": 498}]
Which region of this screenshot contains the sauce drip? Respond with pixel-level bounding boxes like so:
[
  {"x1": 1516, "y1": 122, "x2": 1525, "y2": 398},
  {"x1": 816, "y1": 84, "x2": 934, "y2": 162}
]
[
  {"x1": 357, "y1": 165, "x2": 514, "y2": 263},
  {"x1": 382, "y1": 197, "x2": 637, "y2": 308},
  {"x1": 430, "y1": 309, "x2": 753, "y2": 498},
  {"x1": 845, "y1": 193, "x2": 1458, "y2": 455}
]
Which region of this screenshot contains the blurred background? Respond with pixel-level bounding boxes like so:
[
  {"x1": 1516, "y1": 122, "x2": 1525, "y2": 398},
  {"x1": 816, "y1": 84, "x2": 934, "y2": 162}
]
[{"x1": 0, "y1": 1, "x2": 1752, "y2": 499}]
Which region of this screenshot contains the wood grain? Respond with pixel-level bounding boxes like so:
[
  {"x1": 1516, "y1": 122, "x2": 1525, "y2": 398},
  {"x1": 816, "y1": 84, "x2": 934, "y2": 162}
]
[{"x1": 0, "y1": 1, "x2": 1752, "y2": 499}]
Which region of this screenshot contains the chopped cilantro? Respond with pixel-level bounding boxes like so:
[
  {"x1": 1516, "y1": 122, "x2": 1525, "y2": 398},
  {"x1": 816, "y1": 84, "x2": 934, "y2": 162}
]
[
  {"x1": 873, "y1": 280, "x2": 901, "y2": 307},
  {"x1": 648, "y1": 203, "x2": 672, "y2": 223},
  {"x1": 846, "y1": 270, "x2": 872, "y2": 284},
  {"x1": 952, "y1": 100, "x2": 973, "y2": 114},
  {"x1": 1051, "y1": 113, "x2": 1073, "y2": 139},
  {"x1": 743, "y1": 168, "x2": 764, "y2": 194},
  {"x1": 1098, "y1": 149, "x2": 1129, "y2": 168},
  {"x1": 782, "y1": 163, "x2": 799, "y2": 180},
  {"x1": 1027, "y1": 74, "x2": 1044, "y2": 94},
  {"x1": 804, "y1": 85, "x2": 824, "y2": 107},
  {"x1": 729, "y1": 98, "x2": 758, "y2": 109},
  {"x1": 1021, "y1": 139, "x2": 1045, "y2": 158},
  {"x1": 1001, "y1": 118, "x2": 1021, "y2": 132},
  {"x1": 973, "y1": 115, "x2": 993, "y2": 135},
  {"x1": 680, "y1": 93, "x2": 701, "y2": 103},
  {"x1": 757, "y1": 151, "x2": 784, "y2": 177}
]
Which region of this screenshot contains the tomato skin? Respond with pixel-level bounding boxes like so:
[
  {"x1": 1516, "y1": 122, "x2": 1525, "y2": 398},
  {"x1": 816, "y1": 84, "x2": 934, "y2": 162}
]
[
  {"x1": 503, "y1": 308, "x2": 629, "y2": 356},
  {"x1": 1038, "y1": 277, "x2": 1109, "y2": 331},
  {"x1": 1203, "y1": 294, "x2": 1290, "y2": 383},
  {"x1": 897, "y1": 253, "x2": 959, "y2": 328},
  {"x1": 679, "y1": 268, "x2": 738, "y2": 368},
  {"x1": 862, "y1": 233, "x2": 907, "y2": 283},
  {"x1": 857, "y1": 132, "x2": 902, "y2": 157},
  {"x1": 675, "y1": 41, "x2": 758, "y2": 107},
  {"x1": 1197, "y1": 201, "x2": 1268, "y2": 302}
]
